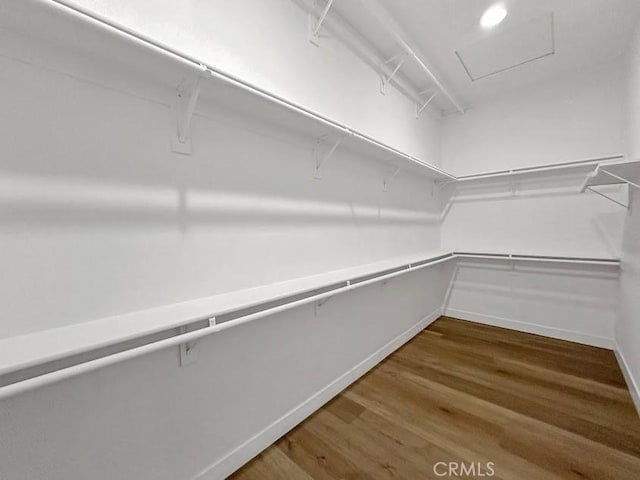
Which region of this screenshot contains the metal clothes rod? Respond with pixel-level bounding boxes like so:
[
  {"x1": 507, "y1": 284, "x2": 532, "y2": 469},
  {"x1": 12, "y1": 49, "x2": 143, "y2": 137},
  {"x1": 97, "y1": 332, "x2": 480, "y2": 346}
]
[
  {"x1": 0, "y1": 251, "x2": 621, "y2": 400},
  {"x1": 47, "y1": 0, "x2": 453, "y2": 180},
  {"x1": 454, "y1": 154, "x2": 625, "y2": 182},
  {"x1": 0, "y1": 253, "x2": 455, "y2": 400},
  {"x1": 453, "y1": 252, "x2": 621, "y2": 266},
  {"x1": 360, "y1": 0, "x2": 465, "y2": 113}
]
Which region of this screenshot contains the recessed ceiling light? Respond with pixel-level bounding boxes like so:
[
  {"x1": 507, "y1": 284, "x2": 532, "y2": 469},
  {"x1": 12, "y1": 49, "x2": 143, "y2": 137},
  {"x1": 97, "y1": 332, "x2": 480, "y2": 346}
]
[{"x1": 481, "y1": 4, "x2": 507, "y2": 29}]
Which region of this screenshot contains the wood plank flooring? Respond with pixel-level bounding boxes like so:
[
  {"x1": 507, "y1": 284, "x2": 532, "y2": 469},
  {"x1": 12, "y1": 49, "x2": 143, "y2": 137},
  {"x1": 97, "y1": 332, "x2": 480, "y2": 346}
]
[{"x1": 230, "y1": 317, "x2": 640, "y2": 479}]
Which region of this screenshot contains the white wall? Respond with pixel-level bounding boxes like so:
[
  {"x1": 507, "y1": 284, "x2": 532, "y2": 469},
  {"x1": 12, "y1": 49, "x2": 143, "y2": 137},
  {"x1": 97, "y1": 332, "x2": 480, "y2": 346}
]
[
  {"x1": 0, "y1": 1, "x2": 448, "y2": 479},
  {"x1": 445, "y1": 259, "x2": 620, "y2": 348},
  {"x1": 441, "y1": 61, "x2": 627, "y2": 258},
  {"x1": 440, "y1": 61, "x2": 627, "y2": 345},
  {"x1": 442, "y1": 61, "x2": 625, "y2": 174},
  {"x1": 0, "y1": 264, "x2": 450, "y2": 480},
  {"x1": 66, "y1": 0, "x2": 442, "y2": 165},
  {"x1": 617, "y1": 20, "x2": 640, "y2": 411},
  {"x1": 0, "y1": 0, "x2": 443, "y2": 339}
]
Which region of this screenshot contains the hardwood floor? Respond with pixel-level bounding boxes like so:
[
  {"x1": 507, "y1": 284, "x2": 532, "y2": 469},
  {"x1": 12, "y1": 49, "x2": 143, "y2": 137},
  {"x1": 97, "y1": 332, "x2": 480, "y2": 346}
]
[{"x1": 230, "y1": 317, "x2": 640, "y2": 479}]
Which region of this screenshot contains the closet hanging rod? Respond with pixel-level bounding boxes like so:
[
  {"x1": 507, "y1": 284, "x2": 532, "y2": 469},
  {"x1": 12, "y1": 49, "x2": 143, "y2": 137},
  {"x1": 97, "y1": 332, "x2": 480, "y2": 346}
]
[
  {"x1": 46, "y1": 0, "x2": 453, "y2": 181},
  {"x1": 454, "y1": 154, "x2": 625, "y2": 182},
  {"x1": 0, "y1": 253, "x2": 455, "y2": 400},
  {"x1": 453, "y1": 252, "x2": 621, "y2": 266},
  {"x1": 359, "y1": 0, "x2": 465, "y2": 113},
  {"x1": 0, "y1": 250, "x2": 621, "y2": 400}
]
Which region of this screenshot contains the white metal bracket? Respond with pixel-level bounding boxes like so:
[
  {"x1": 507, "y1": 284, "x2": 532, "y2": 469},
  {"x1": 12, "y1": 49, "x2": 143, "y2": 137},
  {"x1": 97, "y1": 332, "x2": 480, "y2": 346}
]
[
  {"x1": 313, "y1": 134, "x2": 343, "y2": 179},
  {"x1": 416, "y1": 91, "x2": 437, "y2": 118},
  {"x1": 586, "y1": 186, "x2": 629, "y2": 209},
  {"x1": 179, "y1": 317, "x2": 215, "y2": 367},
  {"x1": 314, "y1": 294, "x2": 334, "y2": 316},
  {"x1": 601, "y1": 169, "x2": 640, "y2": 190},
  {"x1": 308, "y1": 0, "x2": 335, "y2": 46},
  {"x1": 171, "y1": 69, "x2": 206, "y2": 155},
  {"x1": 383, "y1": 166, "x2": 401, "y2": 191},
  {"x1": 380, "y1": 53, "x2": 409, "y2": 95}
]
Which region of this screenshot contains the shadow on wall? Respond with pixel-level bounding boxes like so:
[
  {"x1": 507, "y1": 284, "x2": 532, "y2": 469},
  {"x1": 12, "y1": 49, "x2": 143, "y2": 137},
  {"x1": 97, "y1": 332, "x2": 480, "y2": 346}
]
[
  {"x1": 0, "y1": 55, "x2": 439, "y2": 230},
  {"x1": 444, "y1": 258, "x2": 620, "y2": 346}
]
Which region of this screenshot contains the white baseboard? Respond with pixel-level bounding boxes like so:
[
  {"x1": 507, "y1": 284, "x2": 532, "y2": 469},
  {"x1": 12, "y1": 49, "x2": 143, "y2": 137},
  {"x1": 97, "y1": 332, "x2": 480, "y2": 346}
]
[
  {"x1": 194, "y1": 307, "x2": 443, "y2": 480},
  {"x1": 444, "y1": 308, "x2": 614, "y2": 349},
  {"x1": 614, "y1": 347, "x2": 640, "y2": 417}
]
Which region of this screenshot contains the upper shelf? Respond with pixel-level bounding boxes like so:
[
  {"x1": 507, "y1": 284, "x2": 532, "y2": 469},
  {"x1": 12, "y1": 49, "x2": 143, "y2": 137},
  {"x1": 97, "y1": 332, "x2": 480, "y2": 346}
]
[
  {"x1": 581, "y1": 160, "x2": 640, "y2": 189},
  {"x1": 2, "y1": 3, "x2": 630, "y2": 187},
  {"x1": 580, "y1": 160, "x2": 640, "y2": 208},
  {"x1": 2, "y1": 0, "x2": 454, "y2": 182},
  {"x1": 454, "y1": 155, "x2": 626, "y2": 183}
]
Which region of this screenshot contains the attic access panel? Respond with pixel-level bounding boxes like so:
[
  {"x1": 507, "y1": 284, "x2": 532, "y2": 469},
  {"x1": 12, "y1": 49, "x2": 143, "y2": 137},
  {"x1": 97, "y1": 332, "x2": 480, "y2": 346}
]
[{"x1": 456, "y1": 13, "x2": 554, "y2": 81}]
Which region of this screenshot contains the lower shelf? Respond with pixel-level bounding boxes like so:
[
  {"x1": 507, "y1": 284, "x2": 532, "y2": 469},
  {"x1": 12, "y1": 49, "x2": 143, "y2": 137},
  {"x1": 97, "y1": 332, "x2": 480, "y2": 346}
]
[{"x1": 0, "y1": 250, "x2": 620, "y2": 399}]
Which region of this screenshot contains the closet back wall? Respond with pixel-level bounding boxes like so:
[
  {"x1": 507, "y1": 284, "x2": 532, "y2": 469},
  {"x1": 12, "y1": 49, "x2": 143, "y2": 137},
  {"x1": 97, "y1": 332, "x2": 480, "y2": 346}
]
[
  {"x1": 441, "y1": 61, "x2": 626, "y2": 257},
  {"x1": 440, "y1": 61, "x2": 626, "y2": 347}
]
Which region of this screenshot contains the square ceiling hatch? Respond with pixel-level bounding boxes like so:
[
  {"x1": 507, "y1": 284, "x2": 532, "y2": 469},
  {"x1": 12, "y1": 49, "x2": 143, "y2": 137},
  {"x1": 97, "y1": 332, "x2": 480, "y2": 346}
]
[{"x1": 456, "y1": 13, "x2": 555, "y2": 81}]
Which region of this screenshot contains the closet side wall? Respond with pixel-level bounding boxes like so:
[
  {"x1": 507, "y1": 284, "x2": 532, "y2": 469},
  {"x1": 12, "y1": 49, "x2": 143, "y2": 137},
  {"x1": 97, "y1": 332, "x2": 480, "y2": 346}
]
[
  {"x1": 66, "y1": 0, "x2": 442, "y2": 164},
  {"x1": 0, "y1": 0, "x2": 442, "y2": 339},
  {"x1": 0, "y1": 1, "x2": 450, "y2": 478},
  {"x1": 617, "y1": 21, "x2": 640, "y2": 412}
]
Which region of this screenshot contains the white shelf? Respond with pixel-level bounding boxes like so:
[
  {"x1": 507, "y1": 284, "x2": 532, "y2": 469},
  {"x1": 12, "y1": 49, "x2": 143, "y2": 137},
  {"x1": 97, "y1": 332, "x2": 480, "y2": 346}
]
[
  {"x1": 454, "y1": 155, "x2": 625, "y2": 183},
  {"x1": 581, "y1": 160, "x2": 640, "y2": 189},
  {"x1": 0, "y1": 250, "x2": 452, "y2": 383},
  {"x1": 0, "y1": 249, "x2": 621, "y2": 399},
  {"x1": 581, "y1": 160, "x2": 640, "y2": 208},
  {"x1": 1, "y1": 0, "x2": 453, "y2": 182},
  {"x1": 453, "y1": 252, "x2": 621, "y2": 267}
]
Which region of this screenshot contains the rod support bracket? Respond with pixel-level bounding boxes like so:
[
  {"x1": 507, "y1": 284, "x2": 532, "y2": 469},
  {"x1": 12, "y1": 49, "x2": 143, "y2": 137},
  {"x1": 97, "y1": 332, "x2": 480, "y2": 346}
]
[
  {"x1": 314, "y1": 133, "x2": 343, "y2": 179},
  {"x1": 416, "y1": 91, "x2": 438, "y2": 118},
  {"x1": 586, "y1": 186, "x2": 630, "y2": 209},
  {"x1": 308, "y1": 0, "x2": 335, "y2": 46},
  {"x1": 380, "y1": 53, "x2": 409, "y2": 95},
  {"x1": 179, "y1": 317, "x2": 215, "y2": 367},
  {"x1": 314, "y1": 297, "x2": 332, "y2": 316},
  {"x1": 383, "y1": 166, "x2": 402, "y2": 191},
  {"x1": 171, "y1": 67, "x2": 206, "y2": 155}
]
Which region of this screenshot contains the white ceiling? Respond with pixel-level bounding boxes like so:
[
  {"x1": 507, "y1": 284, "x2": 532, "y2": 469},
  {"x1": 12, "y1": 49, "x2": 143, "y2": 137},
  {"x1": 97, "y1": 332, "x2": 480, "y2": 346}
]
[{"x1": 377, "y1": 0, "x2": 640, "y2": 110}]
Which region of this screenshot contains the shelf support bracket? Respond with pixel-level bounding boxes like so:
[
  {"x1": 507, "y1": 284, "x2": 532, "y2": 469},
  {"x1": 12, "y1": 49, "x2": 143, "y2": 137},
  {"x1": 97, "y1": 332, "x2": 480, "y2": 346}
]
[
  {"x1": 383, "y1": 166, "x2": 401, "y2": 191},
  {"x1": 314, "y1": 134, "x2": 343, "y2": 179},
  {"x1": 308, "y1": 0, "x2": 335, "y2": 46},
  {"x1": 416, "y1": 92, "x2": 437, "y2": 118},
  {"x1": 600, "y1": 169, "x2": 640, "y2": 190},
  {"x1": 586, "y1": 186, "x2": 629, "y2": 209},
  {"x1": 171, "y1": 71, "x2": 205, "y2": 155},
  {"x1": 380, "y1": 53, "x2": 409, "y2": 95},
  {"x1": 179, "y1": 317, "x2": 215, "y2": 367},
  {"x1": 315, "y1": 295, "x2": 334, "y2": 316}
]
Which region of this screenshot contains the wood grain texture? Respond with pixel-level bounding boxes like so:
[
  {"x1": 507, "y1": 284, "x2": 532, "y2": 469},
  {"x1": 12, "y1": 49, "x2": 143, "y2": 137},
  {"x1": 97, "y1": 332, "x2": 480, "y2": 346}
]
[{"x1": 230, "y1": 317, "x2": 640, "y2": 479}]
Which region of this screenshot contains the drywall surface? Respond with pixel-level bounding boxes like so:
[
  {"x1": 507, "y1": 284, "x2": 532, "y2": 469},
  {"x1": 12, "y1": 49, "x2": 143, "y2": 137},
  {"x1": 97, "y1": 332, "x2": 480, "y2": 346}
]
[
  {"x1": 0, "y1": 4, "x2": 448, "y2": 476},
  {"x1": 444, "y1": 259, "x2": 619, "y2": 348},
  {"x1": 0, "y1": 17, "x2": 441, "y2": 339},
  {"x1": 442, "y1": 61, "x2": 625, "y2": 174},
  {"x1": 440, "y1": 173, "x2": 626, "y2": 258},
  {"x1": 617, "y1": 21, "x2": 640, "y2": 412},
  {"x1": 440, "y1": 62, "x2": 626, "y2": 345},
  {"x1": 64, "y1": 0, "x2": 442, "y2": 164},
  {"x1": 440, "y1": 61, "x2": 627, "y2": 258},
  {"x1": 0, "y1": 264, "x2": 450, "y2": 480}
]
